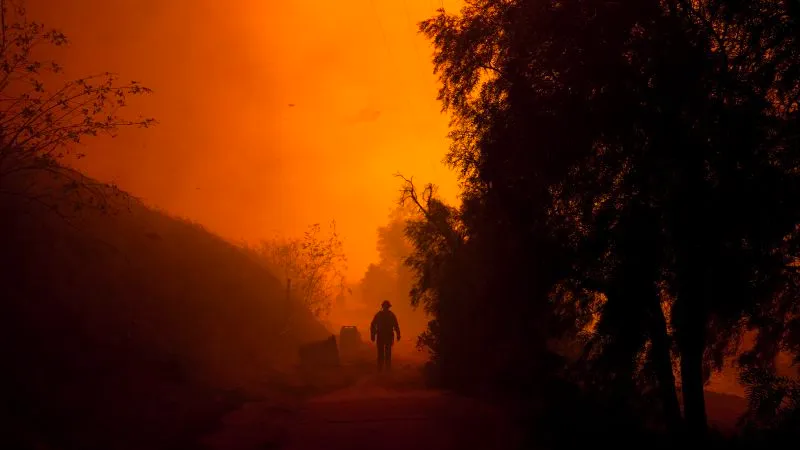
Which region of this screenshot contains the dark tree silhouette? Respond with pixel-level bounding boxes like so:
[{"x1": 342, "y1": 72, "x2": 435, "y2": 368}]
[
  {"x1": 0, "y1": 0, "x2": 154, "y2": 217},
  {"x1": 549, "y1": 0, "x2": 800, "y2": 435},
  {"x1": 397, "y1": 176, "x2": 466, "y2": 380},
  {"x1": 417, "y1": 0, "x2": 800, "y2": 439}
]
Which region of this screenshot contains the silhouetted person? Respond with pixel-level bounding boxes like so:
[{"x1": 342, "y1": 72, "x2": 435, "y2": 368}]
[{"x1": 370, "y1": 300, "x2": 400, "y2": 372}]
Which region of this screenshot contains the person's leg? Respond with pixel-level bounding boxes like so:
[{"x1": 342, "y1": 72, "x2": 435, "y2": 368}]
[
  {"x1": 377, "y1": 341, "x2": 385, "y2": 372},
  {"x1": 385, "y1": 343, "x2": 392, "y2": 370}
]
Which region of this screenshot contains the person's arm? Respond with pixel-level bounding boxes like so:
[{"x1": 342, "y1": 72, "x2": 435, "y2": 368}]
[
  {"x1": 392, "y1": 313, "x2": 401, "y2": 341},
  {"x1": 370, "y1": 313, "x2": 377, "y2": 342}
]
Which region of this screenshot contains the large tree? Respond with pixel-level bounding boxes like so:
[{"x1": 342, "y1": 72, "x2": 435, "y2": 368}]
[
  {"x1": 420, "y1": 0, "x2": 800, "y2": 436},
  {"x1": 551, "y1": 0, "x2": 800, "y2": 435}
]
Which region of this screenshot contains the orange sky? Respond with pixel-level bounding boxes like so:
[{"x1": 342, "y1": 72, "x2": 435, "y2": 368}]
[{"x1": 27, "y1": 0, "x2": 463, "y2": 281}]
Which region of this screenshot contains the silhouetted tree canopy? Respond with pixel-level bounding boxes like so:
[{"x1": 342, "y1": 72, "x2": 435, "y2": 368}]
[{"x1": 414, "y1": 0, "x2": 800, "y2": 439}]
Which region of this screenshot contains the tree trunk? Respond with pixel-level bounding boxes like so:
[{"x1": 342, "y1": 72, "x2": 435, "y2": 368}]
[
  {"x1": 679, "y1": 326, "x2": 708, "y2": 437},
  {"x1": 650, "y1": 306, "x2": 683, "y2": 432},
  {"x1": 677, "y1": 144, "x2": 710, "y2": 437}
]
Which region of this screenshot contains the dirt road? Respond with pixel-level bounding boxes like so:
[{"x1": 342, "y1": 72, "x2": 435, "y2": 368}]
[{"x1": 201, "y1": 365, "x2": 520, "y2": 450}]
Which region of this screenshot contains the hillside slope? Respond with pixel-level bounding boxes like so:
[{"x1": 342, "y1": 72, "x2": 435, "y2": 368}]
[{"x1": 0, "y1": 168, "x2": 328, "y2": 450}]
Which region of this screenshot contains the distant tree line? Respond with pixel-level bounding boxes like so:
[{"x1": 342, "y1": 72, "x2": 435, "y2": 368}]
[{"x1": 352, "y1": 205, "x2": 430, "y2": 340}]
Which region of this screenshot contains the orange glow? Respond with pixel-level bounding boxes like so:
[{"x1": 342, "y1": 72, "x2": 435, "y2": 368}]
[{"x1": 27, "y1": 0, "x2": 463, "y2": 280}]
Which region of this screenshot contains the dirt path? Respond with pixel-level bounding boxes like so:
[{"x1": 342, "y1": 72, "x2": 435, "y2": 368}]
[{"x1": 200, "y1": 366, "x2": 520, "y2": 450}]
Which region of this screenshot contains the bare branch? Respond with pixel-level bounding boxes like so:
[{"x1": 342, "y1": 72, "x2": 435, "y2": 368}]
[
  {"x1": 395, "y1": 172, "x2": 461, "y2": 251},
  {"x1": 255, "y1": 221, "x2": 347, "y2": 326},
  {"x1": 0, "y1": 4, "x2": 154, "y2": 219}
]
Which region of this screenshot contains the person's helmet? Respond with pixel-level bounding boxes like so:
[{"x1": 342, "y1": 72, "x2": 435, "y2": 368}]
[{"x1": 381, "y1": 300, "x2": 392, "y2": 309}]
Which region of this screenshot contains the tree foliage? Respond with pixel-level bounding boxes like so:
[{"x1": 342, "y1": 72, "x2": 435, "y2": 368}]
[
  {"x1": 414, "y1": 0, "x2": 800, "y2": 437},
  {"x1": 257, "y1": 222, "x2": 347, "y2": 320},
  {"x1": 739, "y1": 365, "x2": 800, "y2": 432},
  {"x1": 0, "y1": 0, "x2": 154, "y2": 215}
]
